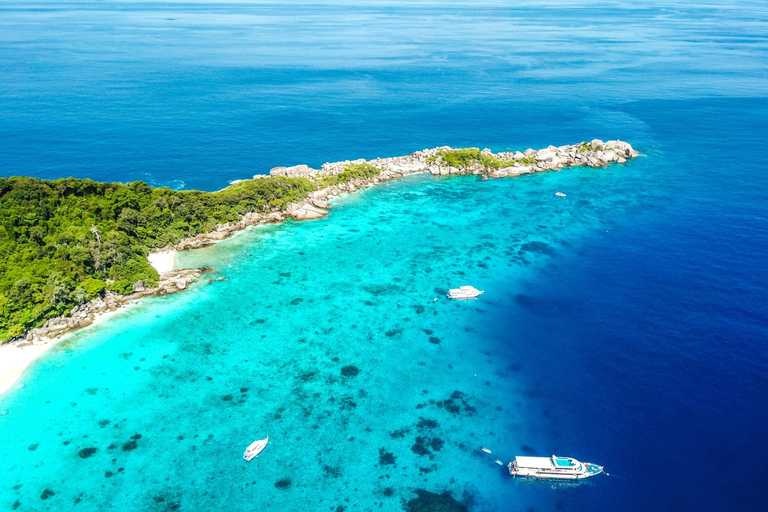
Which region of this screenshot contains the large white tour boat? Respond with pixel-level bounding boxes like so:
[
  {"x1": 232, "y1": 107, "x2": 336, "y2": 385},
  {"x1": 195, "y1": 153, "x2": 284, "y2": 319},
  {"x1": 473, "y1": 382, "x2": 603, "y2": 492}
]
[
  {"x1": 507, "y1": 455, "x2": 604, "y2": 480},
  {"x1": 447, "y1": 285, "x2": 484, "y2": 300}
]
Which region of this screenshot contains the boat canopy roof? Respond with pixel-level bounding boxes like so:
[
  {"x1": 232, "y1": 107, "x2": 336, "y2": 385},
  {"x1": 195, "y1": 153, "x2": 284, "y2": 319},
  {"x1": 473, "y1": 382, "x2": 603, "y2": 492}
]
[{"x1": 514, "y1": 456, "x2": 554, "y2": 469}]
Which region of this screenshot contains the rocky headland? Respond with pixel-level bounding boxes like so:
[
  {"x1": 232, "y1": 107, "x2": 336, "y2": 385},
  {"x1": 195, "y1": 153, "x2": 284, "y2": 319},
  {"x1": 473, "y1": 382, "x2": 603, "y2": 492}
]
[
  {"x1": 175, "y1": 139, "x2": 637, "y2": 248},
  {"x1": 3, "y1": 139, "x2": 637, "y2": 354}
]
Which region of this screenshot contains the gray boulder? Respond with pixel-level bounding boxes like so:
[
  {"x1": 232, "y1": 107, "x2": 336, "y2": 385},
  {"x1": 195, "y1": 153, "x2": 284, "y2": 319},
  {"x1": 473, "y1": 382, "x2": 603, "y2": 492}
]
[
  {"x1": 287, "y1": 201, "x2": 329, "y2": 220},
  {"x1": 269, "y1": 164, "x2": 318, "y2": 178}
]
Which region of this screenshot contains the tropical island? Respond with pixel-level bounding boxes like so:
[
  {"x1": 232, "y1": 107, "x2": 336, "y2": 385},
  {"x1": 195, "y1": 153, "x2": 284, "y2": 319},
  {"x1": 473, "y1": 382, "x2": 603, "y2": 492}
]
[{"x1": 0, "y1": 139, "x2": 636, "y2": 351}]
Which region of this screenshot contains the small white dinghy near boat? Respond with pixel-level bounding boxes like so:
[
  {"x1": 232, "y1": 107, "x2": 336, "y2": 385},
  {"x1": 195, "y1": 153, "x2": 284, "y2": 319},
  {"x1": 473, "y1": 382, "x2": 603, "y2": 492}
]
[
  {"x1": 555, "y1": 192, "x2": 567, "y2": 197},
  {"x1": 243, "y1": 436, "x2": 269, "y2": 461},
  {"x1": 448, "y1": 286, "x2": 484, "y2": 300}
]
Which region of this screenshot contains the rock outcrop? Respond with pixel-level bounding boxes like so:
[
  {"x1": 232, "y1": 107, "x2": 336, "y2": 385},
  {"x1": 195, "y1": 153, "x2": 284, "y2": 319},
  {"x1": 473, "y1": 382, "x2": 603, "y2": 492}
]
[
  {"x1": 286, "y1": 201, "x2": 329, "y2": 220},
  {"x1": 269, "y1": 164, "x2": 321, "y2": 178}
]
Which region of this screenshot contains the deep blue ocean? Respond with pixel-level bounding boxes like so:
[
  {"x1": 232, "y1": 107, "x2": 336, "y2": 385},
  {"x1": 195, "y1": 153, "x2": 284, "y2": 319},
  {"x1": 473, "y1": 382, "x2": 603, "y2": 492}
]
[{"x1": 1, "y1": 1, "x2": 767, "y2": 511}]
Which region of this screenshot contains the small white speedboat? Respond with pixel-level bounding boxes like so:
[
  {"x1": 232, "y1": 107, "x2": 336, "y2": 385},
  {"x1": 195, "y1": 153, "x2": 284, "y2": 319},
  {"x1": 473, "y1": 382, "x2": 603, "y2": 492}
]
[
  {"x1": 243, "y1": 436, "x2": 269, "y2": 461},
  {"x1": 448, "y1": 286, "x2": 484, "y2": 300},
  {"x1": 555, "y1": 192, "x2": 567, "y2": 197}
]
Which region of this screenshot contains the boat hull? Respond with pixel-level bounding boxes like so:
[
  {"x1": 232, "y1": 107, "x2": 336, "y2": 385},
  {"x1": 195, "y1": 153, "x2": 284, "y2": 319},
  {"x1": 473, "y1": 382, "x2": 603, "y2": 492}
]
[
  {"x1": 507, "y1": 457, "x2": 603, "y2": 480},
  {"x1": 243, "y1": 436, "x2": 269, "y2": 461},
  {"x1": 509, "y1": 470, "x2": 601, "y2": 480}
]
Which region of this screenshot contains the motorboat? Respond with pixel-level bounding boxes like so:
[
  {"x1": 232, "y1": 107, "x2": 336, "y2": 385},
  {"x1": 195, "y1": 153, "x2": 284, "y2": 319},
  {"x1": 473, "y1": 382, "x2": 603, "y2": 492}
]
[{"x1": 243, "y1": 436, "x2": 269, "y2": 461}]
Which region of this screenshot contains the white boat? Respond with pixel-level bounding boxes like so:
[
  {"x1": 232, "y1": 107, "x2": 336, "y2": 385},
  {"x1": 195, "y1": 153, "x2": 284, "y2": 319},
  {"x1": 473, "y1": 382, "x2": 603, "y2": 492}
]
[
  {"x1": 447, "y1": 286, "x2": 484, "y2": 300},
  {"x1": 243, "y1": 436, "x2": 269, "y2": 461},
  {"x1": 555, "y1": 192, "x2": 567, "y2": 197},
  {"x1": 507, "y1": 455, "x2": 603, "y2": 480}
]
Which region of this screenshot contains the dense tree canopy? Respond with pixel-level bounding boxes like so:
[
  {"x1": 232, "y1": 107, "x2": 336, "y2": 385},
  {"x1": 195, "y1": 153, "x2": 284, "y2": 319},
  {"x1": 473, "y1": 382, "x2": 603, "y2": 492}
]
[{"x1": 0, "y1": 175, "x2": 315, "y2": 341}]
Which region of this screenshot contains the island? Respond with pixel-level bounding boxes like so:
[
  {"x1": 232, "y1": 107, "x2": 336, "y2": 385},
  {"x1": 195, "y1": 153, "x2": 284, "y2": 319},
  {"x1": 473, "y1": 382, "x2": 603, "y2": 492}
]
[{"x1": 0, "y1": 139, "x2": 636, "y2": 393}]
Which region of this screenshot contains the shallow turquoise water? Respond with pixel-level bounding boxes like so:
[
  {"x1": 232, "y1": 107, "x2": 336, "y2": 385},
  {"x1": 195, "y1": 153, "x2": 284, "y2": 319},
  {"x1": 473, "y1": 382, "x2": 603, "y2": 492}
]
[{"x1": 0, "y1": 162, "x2": 654, "y2": 510}]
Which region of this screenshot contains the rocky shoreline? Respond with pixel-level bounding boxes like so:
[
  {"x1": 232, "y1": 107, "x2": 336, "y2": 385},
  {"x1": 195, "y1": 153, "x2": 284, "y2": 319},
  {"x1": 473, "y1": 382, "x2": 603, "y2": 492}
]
[
  {"x1": 6, "y1": 139, "x2": 637, "y2": 347},
  {"x1": 16, "y1": 269, "x2": 209, "y2": 345}
]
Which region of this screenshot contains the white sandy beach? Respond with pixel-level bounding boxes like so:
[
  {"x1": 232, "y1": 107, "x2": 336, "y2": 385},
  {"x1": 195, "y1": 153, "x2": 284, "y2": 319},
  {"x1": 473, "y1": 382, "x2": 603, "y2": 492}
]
[
  {"x1": 147, "y1": 249, "x2": 177, "y2": 275},
  {"x1": 0, "y1": 306, "x2": 132, "y2": 397},
  {"x1": 0, "y1": 341, "x2": 63, "y2": 398}
]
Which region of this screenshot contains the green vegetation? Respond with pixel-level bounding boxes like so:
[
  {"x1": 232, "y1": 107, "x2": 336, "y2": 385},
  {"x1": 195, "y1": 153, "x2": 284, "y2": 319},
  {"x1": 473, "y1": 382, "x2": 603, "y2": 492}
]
[
  {"x1": 578, "y1": 142, "x2": 603, "y2": 153},
  {"x1": 0, "y1": 175, "x2": 314, "y2": 341},
  {"x1": 426, "y1": 148, "x2": 532, "y2": 169},
  {"x1": 317, "y1": 163, "x2": 381, "y2": 189},
  {"x1": 516, "y1": 156, "x2": 538, "y2": 165}
]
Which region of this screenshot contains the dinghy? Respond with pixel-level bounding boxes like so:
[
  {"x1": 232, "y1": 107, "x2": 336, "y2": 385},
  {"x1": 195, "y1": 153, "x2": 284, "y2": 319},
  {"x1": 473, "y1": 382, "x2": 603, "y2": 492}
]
[{"x1": 243, "y1": 436, "x2": 269, "y2": 461}]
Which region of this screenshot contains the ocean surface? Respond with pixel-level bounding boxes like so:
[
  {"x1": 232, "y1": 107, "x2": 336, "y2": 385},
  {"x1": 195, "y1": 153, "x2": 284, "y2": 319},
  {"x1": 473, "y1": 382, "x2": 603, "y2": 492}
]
[{"x1": 1, "y1": 1, "x2": 767, "y2": 511}]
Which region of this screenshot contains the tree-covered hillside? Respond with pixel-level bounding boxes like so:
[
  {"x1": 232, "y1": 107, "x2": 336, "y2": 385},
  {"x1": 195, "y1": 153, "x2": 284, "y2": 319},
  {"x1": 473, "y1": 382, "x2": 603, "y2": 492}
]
[{"x1": 0, "y1": 176, "x2": 315, "y2": 341}]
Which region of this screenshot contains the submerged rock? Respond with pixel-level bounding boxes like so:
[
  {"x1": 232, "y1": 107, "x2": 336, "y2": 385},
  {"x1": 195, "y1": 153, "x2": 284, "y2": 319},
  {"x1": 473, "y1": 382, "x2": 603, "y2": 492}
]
[
  {"x1": 341, "y1": 365, "x2": 360, "y2": 377},
  {"x1": 274, "y1": 478, "x2": 292, "y2": 489},
  {"x1": 416, "y1": 418, "x2": 439, "y2": 430},
  {"x1": 378, "y1": 448, "x2": 397, "y2": 466},
  {"x1": 390, "y1": 428, "x2": 410, "y2": 438},
  {"x1": 77, "y1": 447, "x2": 97, "y2": 459},
  {"x1": 435, "y1": 391, "x2": 476, "y2": 416},
  {"x1": 323, "y1": 465, "x2": 342, "y2": 478},
  {"x1": 411, "y1": 437, "x2": 432, "y2": 457},
  {"x1": 405, "y1": 489, "x2": 469, "y2": 512},
  {"x1": 122, "y1": 440, "x2": 138, "y2": 452}
]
